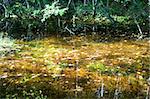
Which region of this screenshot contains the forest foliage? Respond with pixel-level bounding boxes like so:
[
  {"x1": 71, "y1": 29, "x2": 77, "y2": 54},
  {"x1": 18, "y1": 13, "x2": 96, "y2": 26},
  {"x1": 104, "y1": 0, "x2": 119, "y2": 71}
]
[{"x1": 0, "y1": 0, "x2": 149, "y2": 39}]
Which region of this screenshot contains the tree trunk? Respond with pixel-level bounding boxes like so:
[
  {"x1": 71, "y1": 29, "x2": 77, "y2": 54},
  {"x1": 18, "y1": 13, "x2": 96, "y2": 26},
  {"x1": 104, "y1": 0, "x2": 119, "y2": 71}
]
[
  {"x1": 92, "y1": 0, "x2": 97, "y2": 18},
  {"x1": 25, "y1": 0, "x2": 29, "y2": 9},
  {"x1": 134, "y1": 18, "x2": 143, "y2": 39},
  {"x1": 107, "y1": 0, "x2": 109, "y2": 8}
]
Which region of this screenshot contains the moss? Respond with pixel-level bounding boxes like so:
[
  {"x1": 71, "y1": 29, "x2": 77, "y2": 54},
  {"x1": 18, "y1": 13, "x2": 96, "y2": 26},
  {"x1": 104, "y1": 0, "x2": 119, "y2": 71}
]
[{"x1": 0, "y1": 36, "x2": 149, "y2": 98}]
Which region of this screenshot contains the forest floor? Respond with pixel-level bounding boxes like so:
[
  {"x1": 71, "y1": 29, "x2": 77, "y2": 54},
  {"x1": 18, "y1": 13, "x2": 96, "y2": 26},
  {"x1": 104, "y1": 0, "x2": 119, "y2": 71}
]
[{"x1": 0, "y1": 35, "x2": 149, "y2": 98}]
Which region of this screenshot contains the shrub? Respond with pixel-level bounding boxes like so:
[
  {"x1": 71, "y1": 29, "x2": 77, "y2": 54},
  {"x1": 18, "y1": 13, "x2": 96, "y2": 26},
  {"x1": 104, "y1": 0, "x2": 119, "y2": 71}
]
[
  {"x1": 0, "y1": 32, "x2": 19, "y2": 57},
  {"x1": 41, "y1": 1, "x2": 68, "y2": 22}
]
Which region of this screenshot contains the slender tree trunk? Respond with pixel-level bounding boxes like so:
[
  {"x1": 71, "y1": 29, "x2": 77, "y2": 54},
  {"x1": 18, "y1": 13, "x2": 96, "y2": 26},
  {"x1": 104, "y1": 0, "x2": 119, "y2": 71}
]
[
  {"x1": 25, "y1": 0, "x2": 29, "y2": 9},
  {"x1": 84, "y1": 0, "x2": 87, "y2": 5},
  {"x1": 0, "y1": 2, "x2": 9, "y2": 32},
  {"x1": 0, "y1": 3, "x2": 7, "y2": 18},
  {"x1": 92, "y1": 0, "x2": 97, "y2": 32},
  {"x1": 146, "y1": 86, "x2": 150, "y2": 99},
  {"x1": 67, "y1": 0, "x2": 72, "y2": 7},
  {"x1": 100, "y1": 0, "x2": 115, "y2": 24},
  {"x1": 75, "y1": 60, "x2": 79, "y2": 98},
  {"x1": 132, "y1": 0, "x2": 143, "y2": 39},
  {"x1": 134, "y1": 18, "x2": 143, "y2": 39},
  {"x1": 107, "y1": 0, "x2": 109, "y2": 8},
  {"x1": 37, "y1": 0, "x2": 41, "y2": 9},
  {"x1": 92, "y1": 0, "x2": 97, "y2": 18},
  {"x1": 24, "y1": 0, "x2": 33, "y2": 40},
  {"x1": 100, "y1": 80, "x2": 104, "y2": 97}
]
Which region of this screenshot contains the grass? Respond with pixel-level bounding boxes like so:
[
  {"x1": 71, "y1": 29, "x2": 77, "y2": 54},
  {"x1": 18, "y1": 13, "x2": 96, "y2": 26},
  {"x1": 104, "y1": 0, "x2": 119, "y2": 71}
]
[{"x1": 0, "y1": 35, "x2": 149, "y2": 98}]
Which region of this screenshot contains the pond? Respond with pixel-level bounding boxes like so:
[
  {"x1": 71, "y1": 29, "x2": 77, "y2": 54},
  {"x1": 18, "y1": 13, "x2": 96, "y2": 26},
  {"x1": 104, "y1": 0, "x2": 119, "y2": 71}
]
[{"x1": 0, "y1": 34, "x2": 149, "y2": 98}]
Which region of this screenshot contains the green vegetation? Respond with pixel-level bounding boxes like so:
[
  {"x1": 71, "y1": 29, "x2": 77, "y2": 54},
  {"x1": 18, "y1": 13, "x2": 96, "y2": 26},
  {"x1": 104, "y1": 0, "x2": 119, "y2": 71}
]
[
  {"x1": 0, "y1": 0, "x2": 149, "y2": 99},
  {"x1": 0, "y1": 0, "x2": 148, "y2": 37},
  {"x1": 87, "y1": 62, "x2": 105, "y2": 72},
  {"x1": 0, "y1": 32, "x2": 20, "y2": 57}
]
